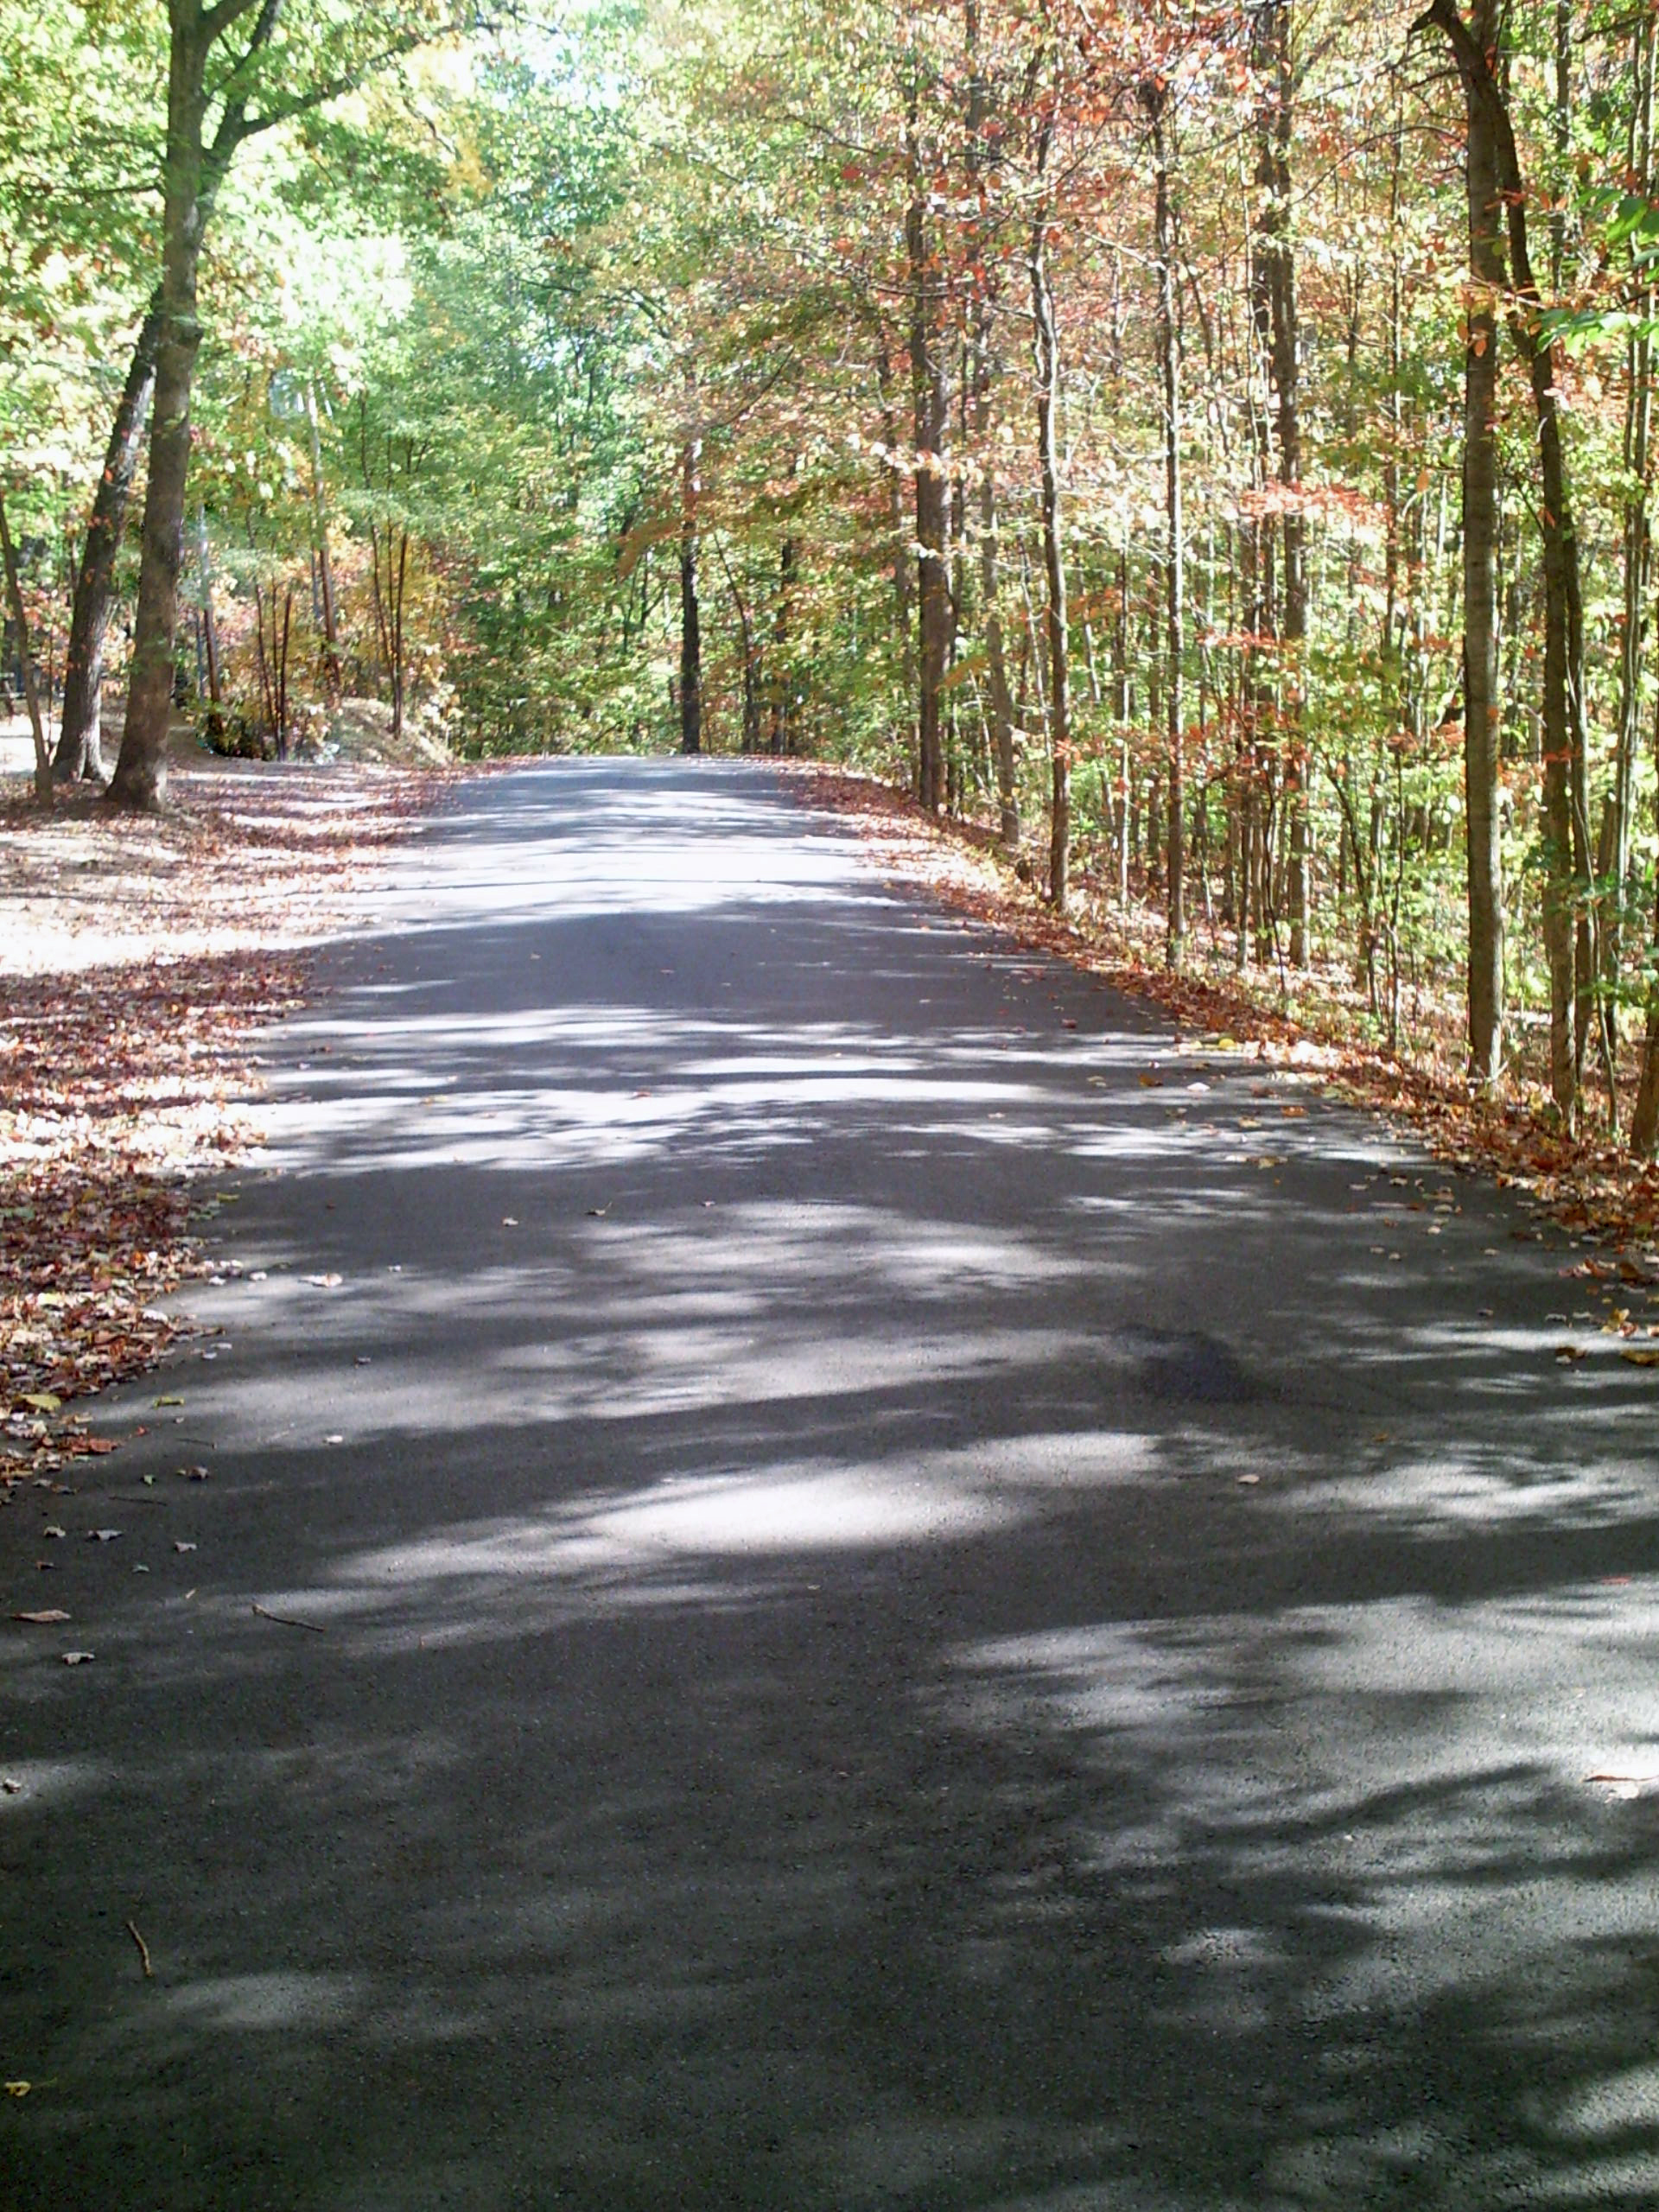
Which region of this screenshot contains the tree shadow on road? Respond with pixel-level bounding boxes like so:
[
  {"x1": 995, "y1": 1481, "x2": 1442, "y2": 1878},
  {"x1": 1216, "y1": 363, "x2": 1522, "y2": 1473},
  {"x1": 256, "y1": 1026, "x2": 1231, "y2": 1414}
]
[{"x1": 5, "y1": 761, "x2": 1658, "y2": 2212}]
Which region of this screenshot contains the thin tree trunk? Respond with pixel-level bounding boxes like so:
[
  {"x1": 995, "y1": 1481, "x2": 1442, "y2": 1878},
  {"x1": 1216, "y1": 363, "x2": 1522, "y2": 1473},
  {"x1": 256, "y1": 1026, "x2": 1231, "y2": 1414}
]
[
  {"x1": 1145, "y1": 78, "x2": 1185, "y2": 965},
  {"x1": 55, "y1": 296, "x2": 163, "y2": 782},
  {"x1": 276, "y1": 586, "x2": 292, "y2": 760},
  {"x1": 197, "y1": 505, "x2": 221, "y2": 709},
  {"x1": 1259, "y1": 1, "x2": 1307, "y2": 969},
  {"x1": 305, "y1": 380, "x2": 340, "y2": 706},
  {"x1": 0, "y1": 496, "x2": 54, "y2": 806},
  {"x1": 906, "y1": 96, "x2": 951, "y2": 812},
  {"x1": 679, "y1": 426, "x2": 702, "y2": 755},
  {"x1": 769, "y1": 536, "x2": 795, "y2": 755},
  {"x1": 871, "y1": 333, "x2": 918, "y2": 767},
  {"x1": 391, "y1": 526, "x2": 409, "y2": 744},
  {"x1": 1029, "y1": 104, "x2": 1071, "y2": 915},
  {"x1": 964, "y1": 0, "x2": 1019, "y2": 851},
  {"x1": 1599, "y1": 13, "x2": 1656, "y2": 1131}
]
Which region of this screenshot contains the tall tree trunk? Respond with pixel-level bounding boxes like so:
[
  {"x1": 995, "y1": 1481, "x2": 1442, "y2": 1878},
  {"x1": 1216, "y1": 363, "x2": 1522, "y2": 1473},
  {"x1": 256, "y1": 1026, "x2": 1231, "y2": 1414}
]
[
  {"x1": 1259, "y1": 1, "x2": 1307, "y2": 968},
  {"x1": 1551, "y1": 9, "x2": 1599, "y2": 1096},
  {"x1": 1116, "y1": 537, "x2": 1132, "y2": 905},
  {"x1": 906, "y1": 99, "x2": 951, "y2": 812},
  {"x1": 107, "y1": 10, "x2": 214, "y2": 810},
  {"x1": 1145, "y1": 79, "x2": 1185, "y2": 965},
  {"x1": 1427, "y1": 0, "x2": 1506, "y2": 1084},
  {"x1": 305, "y1": 379, "x2": 340, "y2": 706},
  {"x1": 55, "y1": 296, "x2": 163, "y2": 783},
  {"x1": 965, "y1": 0, "x2": 1019, "y2": 852},
  {"x1": 1424, "y1": 0, "x2": 1591, "y2": 1123},
  {"x1": 391, "y1": 523, "x2": 409, "y2": 743},
  {"x1": 1447, "y1": 0, "x2": 1592, "y2": 1121},
  {"x1": 196, "y1": 505, "x2": 221, "y2": 709},
  {"x1": 981, "y1": 476, "x2": 1019, "y2": 851},
  {"x1": 0, "y1": 495, "x2": 54, "y2": 807},
  {"x1": 873, "y1": 336, "x2": 918, "y2": 763},
  {"x1": 1030, "y1": 108, "x2": 1071, "y2": 914},
  {"x1": 1243, "y1": 121, "x2": 1279, "y2": 971},
  {"x1": 769, "y1": 536, "x2": 795, "y2": 755},
  {"x1": 67, "y1": 4, "x2": 281, "y2": 793},
  {"x1": 678, "y1": 426, "x2": 702, "y2": 756},
  {"x1": 1599, "y1": 12, "x2": 1656, "y2": 1131},
  {"x1": 715, "y1": 536, "x2": 761, "y2": 753}
]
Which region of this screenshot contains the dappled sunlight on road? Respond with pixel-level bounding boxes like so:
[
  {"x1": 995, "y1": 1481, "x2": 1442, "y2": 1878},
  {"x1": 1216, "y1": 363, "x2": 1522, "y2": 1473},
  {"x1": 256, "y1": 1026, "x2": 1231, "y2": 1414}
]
[
  {"x1": 10, "y1": 763, "x2": 1659, "y2": 2212},
  {"x1": 938, "y1": 1580, "x2": 1659, "y2": 2207}
]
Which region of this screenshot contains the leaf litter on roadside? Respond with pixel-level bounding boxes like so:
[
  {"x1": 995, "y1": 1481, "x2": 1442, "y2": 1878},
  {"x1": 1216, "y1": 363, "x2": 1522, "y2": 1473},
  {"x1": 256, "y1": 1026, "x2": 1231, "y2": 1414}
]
[
  {"x1": 0, "y1": 763, "x2": 442, "y2": 1483},
  {"x1": 779, "y1": 760, "x2": 1659, "y2": 1268}
]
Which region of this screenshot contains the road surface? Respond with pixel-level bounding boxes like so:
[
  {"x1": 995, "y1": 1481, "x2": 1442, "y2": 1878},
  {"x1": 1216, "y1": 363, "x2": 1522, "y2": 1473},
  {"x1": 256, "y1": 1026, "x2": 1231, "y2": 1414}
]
[{"x1": 4, "y1": 760, "x2": 1658, "y2": 2210}]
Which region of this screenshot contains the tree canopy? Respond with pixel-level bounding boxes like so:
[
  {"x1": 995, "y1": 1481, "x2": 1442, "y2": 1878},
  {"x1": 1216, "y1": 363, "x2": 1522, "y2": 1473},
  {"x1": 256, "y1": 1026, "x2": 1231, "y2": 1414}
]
[{"x1": 9, "y1": 0, "x2": 1659, "y2": 1141}]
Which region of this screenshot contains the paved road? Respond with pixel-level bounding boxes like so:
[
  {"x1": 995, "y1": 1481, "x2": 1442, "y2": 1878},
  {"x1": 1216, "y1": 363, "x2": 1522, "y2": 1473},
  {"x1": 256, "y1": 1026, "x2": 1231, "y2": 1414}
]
[{"x1": 5, "y1": 760, "x2": 1658, "y2": 2211}]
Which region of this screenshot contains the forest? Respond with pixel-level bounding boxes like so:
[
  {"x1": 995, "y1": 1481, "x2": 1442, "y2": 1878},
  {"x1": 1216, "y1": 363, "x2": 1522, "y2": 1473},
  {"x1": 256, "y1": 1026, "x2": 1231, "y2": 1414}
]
[{"x1": 6, "y1": 0, "x2": 1659, "y2": 1148}]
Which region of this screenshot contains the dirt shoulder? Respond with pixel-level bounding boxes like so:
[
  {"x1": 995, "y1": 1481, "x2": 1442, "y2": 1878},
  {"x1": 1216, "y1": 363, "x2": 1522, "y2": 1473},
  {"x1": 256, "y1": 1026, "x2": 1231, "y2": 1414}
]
[
  {"x1": 0, "y1": 759, "x2": 453, "y2": 1484},
  {"x1": 781, "y1": 760, "x2": 1659, "y2": 1263}
]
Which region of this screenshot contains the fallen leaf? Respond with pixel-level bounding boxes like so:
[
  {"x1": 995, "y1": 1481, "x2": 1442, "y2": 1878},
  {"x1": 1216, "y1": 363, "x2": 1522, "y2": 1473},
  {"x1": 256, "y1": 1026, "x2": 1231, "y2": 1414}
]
[
  {"x1": 60, "y1": 1651, "x2": 94, "y2": 1665},
  {"x1": 302, "y1": 1273, "x2": 342, "y2": 1289},
  {"x1": 19, "y1": 1393, "x2": 60, "y2": 1414},
  {"x1": 11, "y1": 1610, "x2": 69, "y2": 1624},
  {"x1": 4, "y1": 2082, "x2": 30, "y2": 2097},
  {"x1": 154, "y1": 1396, "x2": 183, "y2": 1408},
  {"x1": 86, "y1": 1529, "x2": 122, "y2": 1541},
  {"x1": 1619, "y1": 1349, "x2": 1659, "y2": 1367},
  {"x1": 173, "y1": 1541, "x2": 197, "y2": 1554},
  {"x1": 501, "y1": 1217, "x2": 518, "y2": 1227}
]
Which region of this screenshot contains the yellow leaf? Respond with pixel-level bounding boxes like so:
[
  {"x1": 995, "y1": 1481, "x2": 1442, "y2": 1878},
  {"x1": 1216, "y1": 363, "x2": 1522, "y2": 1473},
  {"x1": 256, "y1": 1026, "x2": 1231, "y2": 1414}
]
[{"x1": 20, "y1": 1393, "x2": 60, "y2": 1413}]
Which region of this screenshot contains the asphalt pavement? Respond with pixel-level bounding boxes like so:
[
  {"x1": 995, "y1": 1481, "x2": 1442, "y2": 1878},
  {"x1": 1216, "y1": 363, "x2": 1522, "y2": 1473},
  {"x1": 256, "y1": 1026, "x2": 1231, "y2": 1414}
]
[{"x1": 4, "y1": 758, "x2": 1658, "y2": 2211}]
